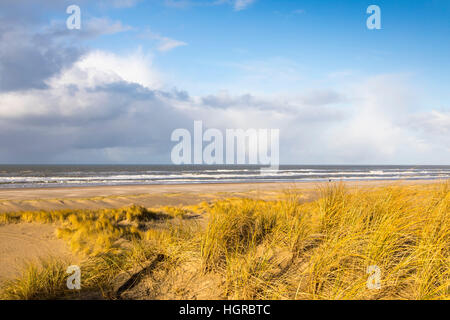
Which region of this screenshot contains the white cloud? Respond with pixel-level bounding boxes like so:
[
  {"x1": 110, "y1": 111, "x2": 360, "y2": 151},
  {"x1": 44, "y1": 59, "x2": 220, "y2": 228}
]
[
  {"x1": 233, "y1": 0, "x2": 256, "y2": 11},
  {"x1": 139, "y1": 30, "x2": 187, "y2": 52},
  {"x1": 0, "y1": 48, "x2": 448, "y2": 164},
  {"x1": 110, "y1": 0, "x2": 142, "y2": 8},
  {"x1": 319, "y1": 74, "x2": 447, "y2": 164},
  {"x1": 51, "y1": 48, "x2": 162, "y2": 89},
  {"x1": 204, "y1": 57, "x2": 304, "y2": 95},
  {"x1": 157, "y1": 37, "x2": 188, "y2": 52}
]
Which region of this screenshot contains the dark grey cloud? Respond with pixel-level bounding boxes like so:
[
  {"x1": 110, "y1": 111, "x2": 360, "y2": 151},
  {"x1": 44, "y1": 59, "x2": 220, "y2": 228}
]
[
  {"x1": 202, "y1": 89, "x2": 345, "y2": 110},
  {"x1": 0, "y1": 0, "x2": 69, "y2": 25},
  {"x1": 202, "y1": 93, "x2": 254, "y2": 108},
  {"x1": 299, "y1": 89, "x2": 345, "y2": 107},
  {"x1": 0, "y1": 23, "x2": 85, "y2": 92},
  {"x1": 0, "y1": 0, "x2": 86, "y2": 92},
  {"x1": 0, "y1": 79, "x2": 193, "y2": 162},
  {"x1": 0, "y1": 1, "x2": 132, "y2": 93},
  {"x1": 201, "y1": 93, "x2": 295, "y2": 113},
  {"x1": 0, "y1": 71, "x2": 446, "y2": 164}
]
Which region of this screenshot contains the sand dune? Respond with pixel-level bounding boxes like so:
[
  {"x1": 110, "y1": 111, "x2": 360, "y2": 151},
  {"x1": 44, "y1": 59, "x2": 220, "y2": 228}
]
[
  {"x1": 0, "y1": 223, "x2": 76, "y2": 284},
  {"x1": 0, "y1": 180, "x2": 443, "y2": 288}
]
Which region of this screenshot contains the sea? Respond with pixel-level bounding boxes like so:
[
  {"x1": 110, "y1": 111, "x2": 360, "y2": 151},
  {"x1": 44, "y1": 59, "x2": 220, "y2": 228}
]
[{"x1": 0, "y1": 165, "x2": 448, "y2": 189}]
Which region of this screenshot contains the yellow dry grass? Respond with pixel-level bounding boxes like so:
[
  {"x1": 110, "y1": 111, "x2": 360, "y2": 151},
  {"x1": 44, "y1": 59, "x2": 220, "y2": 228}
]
[{"x1": 0, "y1": 182, "x2": 448, "y2": 300}]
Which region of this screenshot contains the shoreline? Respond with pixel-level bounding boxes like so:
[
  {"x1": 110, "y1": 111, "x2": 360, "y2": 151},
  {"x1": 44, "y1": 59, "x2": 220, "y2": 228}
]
[{"x1": 0, "y1": 176, "x2": 448, "y2": 190}]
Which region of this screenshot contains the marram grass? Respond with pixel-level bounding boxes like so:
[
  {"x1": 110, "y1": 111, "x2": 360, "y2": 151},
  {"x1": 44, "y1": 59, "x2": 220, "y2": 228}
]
[
  {"x1": 1, "y1": 182, "x2": 448, "y2": 300},
  {"x1": 0, "y1": 258, "x2": 73, "y2": 300}
]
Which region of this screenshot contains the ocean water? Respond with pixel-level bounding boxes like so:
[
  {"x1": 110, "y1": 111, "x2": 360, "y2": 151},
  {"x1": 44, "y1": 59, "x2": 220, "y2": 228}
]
[{"x1": 0, "y1": 165, "x2": 449, "y2": 189}]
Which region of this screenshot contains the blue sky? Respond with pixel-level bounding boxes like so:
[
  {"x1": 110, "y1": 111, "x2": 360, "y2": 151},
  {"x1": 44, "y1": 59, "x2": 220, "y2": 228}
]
[
  {"x1": 0, "y1": 0, "x2": 449, "y2": 164},
  {"x1": 70, "y1": 0, "x2": 450, "y2": 99}
]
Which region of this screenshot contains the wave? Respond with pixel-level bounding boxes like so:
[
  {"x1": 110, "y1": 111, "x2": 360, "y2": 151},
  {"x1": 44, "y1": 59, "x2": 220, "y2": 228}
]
[{"x1": 0, "y1": 166, "x2": 449, "y2": 188}]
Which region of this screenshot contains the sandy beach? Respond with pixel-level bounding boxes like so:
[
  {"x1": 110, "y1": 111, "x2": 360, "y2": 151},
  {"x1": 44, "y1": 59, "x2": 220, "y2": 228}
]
[
  {"x1": 0, "y1": 179, "x2": 447, "y2": 294},
  {"x1": 0, "y1": 179, "x2": 442, "y2": 213}
]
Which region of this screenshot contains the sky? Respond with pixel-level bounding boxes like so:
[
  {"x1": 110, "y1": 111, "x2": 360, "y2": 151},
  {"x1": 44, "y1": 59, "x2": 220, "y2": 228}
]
[{"x1": 0, "y1": 0, "x2": 449, "y2": 164}]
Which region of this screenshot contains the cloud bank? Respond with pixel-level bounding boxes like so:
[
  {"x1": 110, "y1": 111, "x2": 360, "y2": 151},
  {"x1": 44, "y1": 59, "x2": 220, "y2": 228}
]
[
  {"x1": 0, "y1": 1, "x2": 448, "y2": 164},
  {"x1": 0, "y1": 44, "x2": 448, "y2": 164}
]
